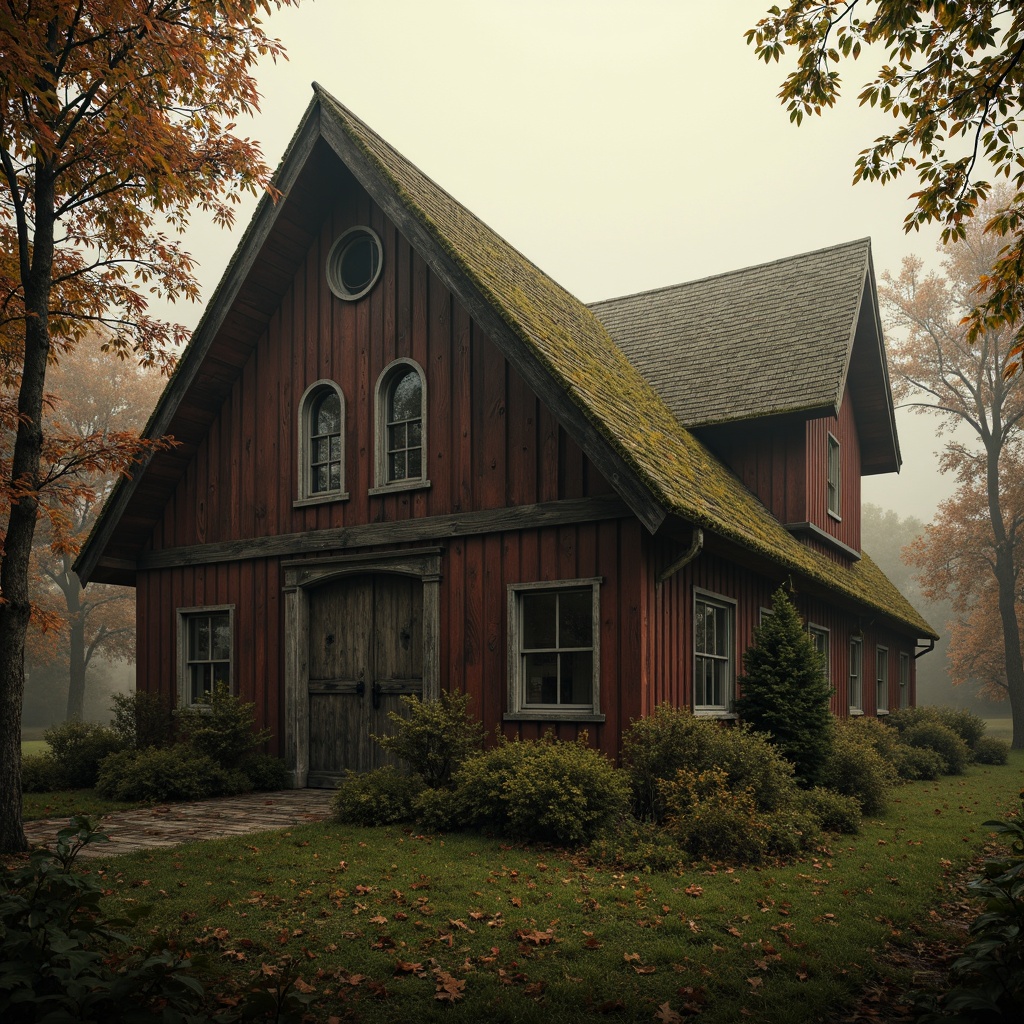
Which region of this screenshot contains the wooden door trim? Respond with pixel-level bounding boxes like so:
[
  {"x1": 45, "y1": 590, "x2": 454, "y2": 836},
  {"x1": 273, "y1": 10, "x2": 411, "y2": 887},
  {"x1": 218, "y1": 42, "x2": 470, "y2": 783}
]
[{"x1": 283, "y1": 549, "x2": 441, "y2": 788}]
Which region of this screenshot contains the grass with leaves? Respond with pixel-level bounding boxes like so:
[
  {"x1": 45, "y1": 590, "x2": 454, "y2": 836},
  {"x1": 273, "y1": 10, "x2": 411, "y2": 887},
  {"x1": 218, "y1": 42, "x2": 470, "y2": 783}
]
[
  {"x1": 21, "y1": 789, "x2": 143, "y2": 822},
  {"x1": 70, "y1": 754, "x2": 1023, "y2": 1023}
]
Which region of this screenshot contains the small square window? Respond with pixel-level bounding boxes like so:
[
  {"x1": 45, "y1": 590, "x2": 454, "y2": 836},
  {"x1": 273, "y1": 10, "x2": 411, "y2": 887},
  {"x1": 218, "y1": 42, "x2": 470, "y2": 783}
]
[{"x1": 507, "y1": 580, "x2": 601, "y2": 719}]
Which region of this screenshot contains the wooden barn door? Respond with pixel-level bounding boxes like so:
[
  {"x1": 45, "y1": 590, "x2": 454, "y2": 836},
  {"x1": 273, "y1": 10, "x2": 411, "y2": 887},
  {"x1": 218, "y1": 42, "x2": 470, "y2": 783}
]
[{"x1": 306, "y1": 573, "x2": 423, "y2": 786}]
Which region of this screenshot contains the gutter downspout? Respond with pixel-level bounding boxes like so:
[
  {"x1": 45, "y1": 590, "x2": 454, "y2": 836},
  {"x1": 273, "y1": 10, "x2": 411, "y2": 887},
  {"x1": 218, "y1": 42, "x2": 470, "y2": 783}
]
[
  {"x1": 914, "y1": 638, "x2": 936, "y2": 659},
  {"x1": 657, "y1": 528, "x2": 704, "y2": 585}
]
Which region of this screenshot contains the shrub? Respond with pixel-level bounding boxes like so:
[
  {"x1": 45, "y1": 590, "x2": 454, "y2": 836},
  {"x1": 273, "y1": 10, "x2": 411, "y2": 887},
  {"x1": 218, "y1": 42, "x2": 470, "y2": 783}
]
[
  {"x1": 96, "y1": 746, "x2": 248, "y2": 803},
  {"x1": 412, "y1": 786, "x2": 460, "y2": 832},
  {"x1": 238, "y1": 752, "x2": 291, "y2": 791},
  {"x1": 734, "y1": 586, "x2": 835, "y2": 786},
  {"x1": 886, "y1": 705, "x2": 987, "y2": 752},
  {"x1": 110, "y1": 691, "x2": 175, "y2": 750},
  {"x1": 796, "y1": 786, "x2": 862, "y2": 834},
  {"x1": 373, "y1": 690, "x2": 484, "y2": 787},
  {"x1": 20, "y1": 753, "x2": 64, "y2": 793},
  {"x1": 174, "y1": 683, "x2": 269, "y2": 770},
  {"x1": 43, "y1": 720, "x2": 125, "y2": 789},
  {"x1": 842, "y1": 716, "x2": 903, "y2": 760},
  {"x1": 330, "y1": 766, "x2": 422, "y2": 826},
  {"x1": 903, "y1": 721, "x2": 971, "y2": 775},
  {"x1": 622, "y1": 704, "x2": 797, "y2": 822},
  {"x1": 892, "y1": 744, "x2": 946, "y2": 781},
  {"x1": 453, "y1": 736, "x2": 630, "y2": 846},
  {"x1": 586, "y1": 815, "x2": 687, "y2": 873},
  {"x1": 972, "y1": 735, "x2": 1010, "y2": 765},
  {"x1": 820, "y1": 728, "x2": 895, "y2": 815}
]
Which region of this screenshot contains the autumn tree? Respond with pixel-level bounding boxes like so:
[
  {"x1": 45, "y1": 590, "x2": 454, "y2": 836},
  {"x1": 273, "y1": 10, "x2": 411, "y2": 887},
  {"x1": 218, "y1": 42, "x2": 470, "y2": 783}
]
[
  {"x1": 27, "y1": 343, "x2": 165, "y2": 720},
  {"x1": 880, "y1": 209, "x2": 1024, "y2": 748},
  {"x1": 0, "y1": 1, "x2": 297, "y2": 855},
  {"x1": 747, "y1": 2, "x2": 1024, "y2": 366}
]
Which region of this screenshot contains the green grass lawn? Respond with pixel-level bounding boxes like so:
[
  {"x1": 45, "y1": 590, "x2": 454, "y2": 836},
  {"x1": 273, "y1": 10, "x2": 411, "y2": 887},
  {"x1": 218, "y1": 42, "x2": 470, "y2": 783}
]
[
  {"x1": 21, "y1": 789, "x2": 144, "y2": 822},
  {"x1": 78, "y1": 753, "x2": 1023, "y2": 1024},
  {"x1": 982, "y1": 718, "x2": 1014, "y2": 743}
]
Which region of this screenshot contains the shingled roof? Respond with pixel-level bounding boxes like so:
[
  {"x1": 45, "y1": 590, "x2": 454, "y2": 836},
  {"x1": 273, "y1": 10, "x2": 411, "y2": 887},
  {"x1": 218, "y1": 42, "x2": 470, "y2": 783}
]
[{"x1": 75, "y1": 86, "x2": 934, "y2": 638}]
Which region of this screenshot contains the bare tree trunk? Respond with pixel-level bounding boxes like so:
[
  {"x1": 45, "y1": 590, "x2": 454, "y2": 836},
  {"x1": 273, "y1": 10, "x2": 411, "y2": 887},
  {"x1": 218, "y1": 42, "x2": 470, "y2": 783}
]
[{"x1": 994, "y1": 549, "x2": 1024, "y2": 749}]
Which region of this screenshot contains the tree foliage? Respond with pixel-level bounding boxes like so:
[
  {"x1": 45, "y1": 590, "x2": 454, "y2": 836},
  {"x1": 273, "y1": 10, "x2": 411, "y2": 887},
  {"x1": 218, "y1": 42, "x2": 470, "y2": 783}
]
[
  {"x1": 880, "y1": 204, "x2": 1024, "y2": 747},
  {"x1": 0, "y1": 1, "x2": 297, "y2": 855},
  {"x1": 734, "y1": 586, "x2": 835, "y2": 787},
  {"x1": 747, "y1": 2, "x2": 1024, "y2": 369}
]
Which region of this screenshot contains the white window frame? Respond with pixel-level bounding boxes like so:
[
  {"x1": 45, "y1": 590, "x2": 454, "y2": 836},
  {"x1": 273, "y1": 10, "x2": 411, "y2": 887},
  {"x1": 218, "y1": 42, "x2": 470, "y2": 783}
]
[
  {"x1": 506, "y1": 578, "x2": 603, "y2": 722},
  {"x1": 295, "y1": 380, "x2": 349, "y2": 506},
  {"x1": 177, "y1": 605, "x2": 235, "y2": 707},
  {"x1": 807, "y1": 623, "x2": 830, "y2": 684},
  {"x1": 899, "y1": 651, "x2": 911, "y2": 709},
  {"x1": 370, "y1": 358, "x2": 431, "y2": 495},
  {"x1": 694, "y1": 590, "x2": 736, "y2": 716},
  {"x1": 827, "y1": 433, "x2": 841, "y2": 519},
  {"x1": 849, "y1": 637, "x2": 864, "y2": 715},
  {"x1": 876, "y1": 645, "x2": 889, "y2": 715}
]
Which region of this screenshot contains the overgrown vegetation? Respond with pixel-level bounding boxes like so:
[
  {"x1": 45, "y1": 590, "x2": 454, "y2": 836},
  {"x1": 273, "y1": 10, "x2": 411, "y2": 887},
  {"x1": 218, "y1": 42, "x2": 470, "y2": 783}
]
[{"x1": 734, "y1": 586, "x2": 835, "y2": 786}]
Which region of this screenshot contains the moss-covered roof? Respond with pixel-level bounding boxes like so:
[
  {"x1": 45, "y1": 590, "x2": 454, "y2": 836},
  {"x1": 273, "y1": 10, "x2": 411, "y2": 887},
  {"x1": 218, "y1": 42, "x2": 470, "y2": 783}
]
[{"x1": 317, "y1": 88, "x2": 935, "y2": 639}]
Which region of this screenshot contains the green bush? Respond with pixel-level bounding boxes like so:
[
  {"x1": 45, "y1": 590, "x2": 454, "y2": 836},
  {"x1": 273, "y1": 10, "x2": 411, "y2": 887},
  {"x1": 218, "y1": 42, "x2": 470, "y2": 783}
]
[
  {"x1": 412, "y1": 786, "x2": 460, "y2": 832},
  {"x1": 330, "y1": 766, "x2": 422, "y2": 826},
  {"x1": 238, "y1": 752, "x2": 291, "y2": 790},
  {"x1": 43, "y1": 720, "x2": 125, "y2": 789},
  {"x1": 796, "y1": 786, "x2": 862, "y2": 834},
  {"x1": 622, "y1": 705, "x2": 798, "y2": 822},
  {"x1": 453, "y1": 736, "x2": 629, "y2": 846},
  {"x1": 892, "y1": 743, "x2": 946, "y2": 781},
  {"x1": 110, "y1": 691, "x2": 175, "y2": 749},
  {"x1": 174, "y1": 683, "x2": 269, "y2": 770},
  {"x1": 886, "y1": 705, "x2": 987, "y2": 752},
  {"x1": 903, "y1": 721, "x2": 971, "y2": 775},
  {"x1": 820, "y1": 726, "x2": 895, "y2": 815},
  {"x1": 586, "y1": 815, "x2": 687, "y2": 873},
  {"x1": 20, "y1": 753, "x2": 64, "y2": 793},
  {"x1": 972, "y1": 735, "x2": 1010, "y2": 765},
  {"x1": 842, "y1": 716, "x2": 903, "y2": 760},
  {"x1": 373, "y1": 690, "x2": 484, "y2": 787},
  {"x1": 734, "y1": 586, "x2": 835, "y2": 786},
  {"x1": 96, "y1": 746, "x2": 248, "y2": 803}
]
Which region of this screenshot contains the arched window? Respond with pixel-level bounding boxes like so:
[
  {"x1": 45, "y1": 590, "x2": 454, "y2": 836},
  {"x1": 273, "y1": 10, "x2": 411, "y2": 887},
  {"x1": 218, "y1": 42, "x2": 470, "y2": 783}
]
[
  {"x1": 372, "y1": 359, "x2": 430, "y2": 493},
  {"x1": 296, "y1": 380, "x2": 348, "y2": 504}
]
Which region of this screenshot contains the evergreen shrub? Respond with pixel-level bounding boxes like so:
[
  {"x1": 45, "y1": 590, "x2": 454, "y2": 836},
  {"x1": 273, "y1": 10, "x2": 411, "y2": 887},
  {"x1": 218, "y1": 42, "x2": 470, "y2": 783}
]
[
  {"x1": 20, "y1": 753, "x2": 64, "y2": 793},
  {"x1": 886, "y1": 705, "x2": 987, "y2": 752},
  {"x1": 174, "y1": 684, "x2": 269, "y2": 770},
  {"x1": 96, "y1": 747, "x2": 247, "y2": 803},
  {"x1": 734, "y1": 586, "x2": 835, "y2": 786},
  {"x1": 373, "y1": 690, "x2": 484, "y2": 787},
  {"x1": 892, "y1": 744, "x2": 947, "y2": 781},
  {"x1": 972, "y1": 735, "x2": 1010, "y2": 765},
  {"x1": 820, "y1": 725, "x2": 895, "y2": 815},
  {"x1": 622, "y1": 704, "x2": 797, "y2": 822},
  {"x1": 903, "y1": 721, "x2": 971, "y2": 775},
  {"x1": 795, "y1": 786, "x2": 862, "y2": 834},
  {"x1": 43, "y1": 720, "x2": 125, "y2": 789},
  {"x1": 331, "y1": 766, "x2": 422, "y2": 826}
]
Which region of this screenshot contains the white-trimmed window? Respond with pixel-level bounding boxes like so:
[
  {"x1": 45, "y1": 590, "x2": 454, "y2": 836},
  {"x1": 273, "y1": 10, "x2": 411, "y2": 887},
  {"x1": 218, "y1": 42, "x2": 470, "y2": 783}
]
[
  {"x1": 899, "y1": 651, "x2": 910, "y2": 709},
  {"x1": 178, "y1": 606, "x2": 234, "y2": 706},
  {"x1": 694, "y1": 592, "x2": 735, "y2": 714},
  {"x1": 507, "y1": 579, "x2": 602, "y2": 719},
  {"x1": 849, "y1": 637, "x2": 863, "y2": 714},
  {"x1": 372, "y1": 358, "x2": 430, "y2": 493},
  {"x1": 876, "y1": 646, "x2": 889, "y2": 714},
  {"x1": 808, "y1": 624, "x2": 830, "y2": 683},
  {"x1": 827, "y1": 433, "x2": 841, "y2": 518},
  {"x1": 296, "y1": 380, "x2": 347, "y2": 504}
]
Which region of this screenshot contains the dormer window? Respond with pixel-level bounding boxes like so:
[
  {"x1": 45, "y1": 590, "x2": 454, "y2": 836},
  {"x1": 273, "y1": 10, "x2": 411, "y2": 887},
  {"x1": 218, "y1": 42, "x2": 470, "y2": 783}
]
[
  {"x1": 370, "y1": 358, "x2": 430, "y2": 494},
  {"x1": 296, "y1": 380, "x2": 348, "y2": 505},
  {"x1": 827, "y1": 433, "x2": 841, "y2": 518}
]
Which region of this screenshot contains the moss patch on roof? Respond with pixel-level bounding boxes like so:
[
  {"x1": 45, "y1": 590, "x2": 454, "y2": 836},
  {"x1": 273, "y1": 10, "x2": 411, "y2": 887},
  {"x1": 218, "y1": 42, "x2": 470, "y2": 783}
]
[{"x1": 318, "y1": 90, "x2": 933, "y2": 638}]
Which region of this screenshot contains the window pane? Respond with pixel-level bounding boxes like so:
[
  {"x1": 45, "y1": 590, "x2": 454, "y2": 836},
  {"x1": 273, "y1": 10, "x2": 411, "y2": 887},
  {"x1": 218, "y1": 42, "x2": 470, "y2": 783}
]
[
  {"x1": 316, "y1": 465, "x2": 329, "y2": 491},
  {"x1": 523, "y1": 653, "x2": 558, "y2": 704},
  {"x1": 409, "y1": 420, "x2": 422, "y2": 445},
  {"x1": 315, "y1": 392, "x2": 341, "y2": 435},
  {"x1": 330, "y1": 436, "x2": 341, "y2": 461},
  {"x1": 190, "y1": 617, "x2": 210, "y2": 660},
  {"x1": 388, "y1": 422, "x2": 407, "y2": 452},
  {"x1": 561, "y1": 651, "x2": 593, "y2": 704},
  {"x1": 522, "y1": 592, "x2": 557, "y2": 648},
  {"x1": 389, "y1": 370, "x2": 421, "y2": 421},
  {"x1": 559, "y1": 590, "x2": 592, "y2": 647},
  {"x1": 389, "y1": 452, "x2": 406, "y2": 480},
  {"x1": 408, "y1": 447, "x2": 421, "y2": 477},
  {"x1": 329, "y1": 463, "x2": 341, "y2": 490},
  {"x1": 211, "y1": 615, "x2": 230, "y2": 660},
  {"x1": 695, "y1": 603, "x2": 707, "y2": 654},
  {"x1": 340, "y1": 236, "x2": 376, "y2": 292},
  {"x1": 315, "y1": 437, "x2": 330, "y2": 463}
]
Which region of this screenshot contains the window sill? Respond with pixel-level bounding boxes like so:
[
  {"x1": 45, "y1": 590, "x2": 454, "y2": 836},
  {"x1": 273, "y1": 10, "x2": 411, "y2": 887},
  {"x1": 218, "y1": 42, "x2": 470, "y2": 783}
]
[
  {"x1": 369, "y1": 479, "x2": 431, "y2": 497},
  {"x1": 504, "y1": 711, "x2": 606, "y2": 723},
  {"x1": 849, "y1": 708, "x2": 865, "y2": 716},
  {"x1": 876, "y1": 709, "x2": 890, "y2": 716},
  {"x1": 694, "y1": 710, "x2": 738, "y2": 720},
  {"x1": 827, "y1": 510, "x2": 842, "y2": 523},
  {"x1": 293, "y1": 492, "x2": 350, "y2": 509}
]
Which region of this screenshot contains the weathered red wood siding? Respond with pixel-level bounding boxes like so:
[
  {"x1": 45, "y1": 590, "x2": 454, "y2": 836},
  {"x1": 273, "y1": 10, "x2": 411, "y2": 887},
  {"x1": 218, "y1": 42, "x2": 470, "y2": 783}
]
[{"x1": 805, "y1": 391, "x2": 862, "y2": 554}]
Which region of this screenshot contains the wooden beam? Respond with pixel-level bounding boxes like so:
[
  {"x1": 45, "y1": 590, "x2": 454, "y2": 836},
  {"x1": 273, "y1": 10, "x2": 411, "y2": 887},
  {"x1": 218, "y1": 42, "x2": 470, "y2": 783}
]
[{"x1": 137, "y1": 495, "x2": 631, "y2": 571}]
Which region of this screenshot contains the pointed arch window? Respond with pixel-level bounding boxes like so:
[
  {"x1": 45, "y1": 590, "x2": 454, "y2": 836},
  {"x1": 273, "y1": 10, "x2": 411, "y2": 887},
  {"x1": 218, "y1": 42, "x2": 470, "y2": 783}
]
[
  {"x1": 371, "y1": 359, "x2": 430, "y2": 494},
  {"x1": 296, "y1": 380, "x2": 348, "y2": 506}
]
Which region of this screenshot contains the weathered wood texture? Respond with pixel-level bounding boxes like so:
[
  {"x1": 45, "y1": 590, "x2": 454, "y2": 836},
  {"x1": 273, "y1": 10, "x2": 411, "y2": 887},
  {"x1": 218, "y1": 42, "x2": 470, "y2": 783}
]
[{"x1": 805, "y1": 391, "x2": 862, "y2": 555}]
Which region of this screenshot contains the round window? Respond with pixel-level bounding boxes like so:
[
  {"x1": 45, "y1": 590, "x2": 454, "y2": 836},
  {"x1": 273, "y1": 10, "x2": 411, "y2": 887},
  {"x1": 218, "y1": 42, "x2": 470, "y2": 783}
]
[{"x1": 326, "y1": 226, "x2": 383, "y2": 300}]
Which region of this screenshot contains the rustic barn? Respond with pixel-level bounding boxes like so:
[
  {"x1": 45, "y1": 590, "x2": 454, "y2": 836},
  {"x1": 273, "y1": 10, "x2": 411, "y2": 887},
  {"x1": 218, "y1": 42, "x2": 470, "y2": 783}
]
[{"x1": 75, "y1": 85, "x2": 936, "y2": 787}]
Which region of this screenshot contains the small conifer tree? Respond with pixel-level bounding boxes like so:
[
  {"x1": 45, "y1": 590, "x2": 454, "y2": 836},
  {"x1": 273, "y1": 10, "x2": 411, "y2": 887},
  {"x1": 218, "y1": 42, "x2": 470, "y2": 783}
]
[{"x1": 735, "y1": 586, "x2": 835, "y2": 786}]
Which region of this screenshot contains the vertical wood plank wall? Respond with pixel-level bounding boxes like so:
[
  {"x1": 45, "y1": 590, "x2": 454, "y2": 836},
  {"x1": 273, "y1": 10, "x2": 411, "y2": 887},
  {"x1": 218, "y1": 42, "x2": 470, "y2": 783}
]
[{"x1": 805, "y1": 392, "x2": 862, "y2": 554}]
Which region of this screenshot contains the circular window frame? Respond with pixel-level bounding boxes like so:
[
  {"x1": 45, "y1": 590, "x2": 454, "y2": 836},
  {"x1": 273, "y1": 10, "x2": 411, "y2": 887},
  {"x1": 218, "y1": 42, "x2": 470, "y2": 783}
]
[{"x1": 325, "y1": 226, "x2": 384, "y2": 301}]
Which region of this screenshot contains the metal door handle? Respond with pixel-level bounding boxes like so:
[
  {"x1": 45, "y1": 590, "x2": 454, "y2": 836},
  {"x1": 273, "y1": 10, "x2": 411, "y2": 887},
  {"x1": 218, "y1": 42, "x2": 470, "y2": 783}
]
[{"x1": 356, "y1": 680, "x2": 365, "y2": 697}]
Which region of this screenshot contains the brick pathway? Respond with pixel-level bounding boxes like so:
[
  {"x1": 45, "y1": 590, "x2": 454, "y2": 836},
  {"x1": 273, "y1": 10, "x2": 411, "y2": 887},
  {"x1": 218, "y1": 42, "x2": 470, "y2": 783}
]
[{"x1": 23, "y1": 789, "x2": 335, "y2": 858}]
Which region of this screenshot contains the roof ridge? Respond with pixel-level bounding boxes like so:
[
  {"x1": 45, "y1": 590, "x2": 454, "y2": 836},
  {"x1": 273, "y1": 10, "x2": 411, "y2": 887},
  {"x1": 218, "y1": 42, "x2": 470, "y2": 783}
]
[{"x1": 588, "y1": 237, "x2": 871, "y2": 309}]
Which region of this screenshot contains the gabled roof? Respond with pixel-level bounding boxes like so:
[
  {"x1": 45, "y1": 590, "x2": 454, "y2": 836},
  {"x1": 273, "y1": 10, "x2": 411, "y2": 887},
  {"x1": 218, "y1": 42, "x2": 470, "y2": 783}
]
[
  {"x1": 74, "y1": 86, "x2": 933, "y2": 638},
  {"x1": 589, "y1": 240, "x2": 902, "y2": 474}
]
